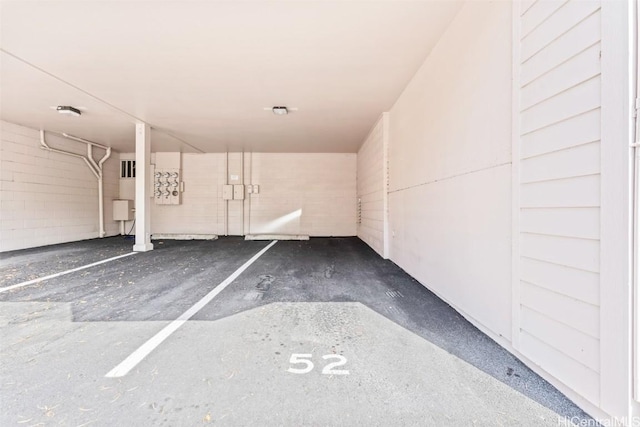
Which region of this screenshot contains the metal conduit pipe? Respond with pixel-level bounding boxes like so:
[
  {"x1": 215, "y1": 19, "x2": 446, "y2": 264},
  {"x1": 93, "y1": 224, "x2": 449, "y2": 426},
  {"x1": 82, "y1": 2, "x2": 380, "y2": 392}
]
[
  {"x1": 39, "y1": 130, "x2": 111, "y2": 238},
  {"x1": 40, "y1": 130, "x2": 99, "y2": 179},
  {"x1": 225, "y1": 151, "x2": 229, "y2": 236},
  {"x1": 632, "y1": 0, "x2": 640, "y2": 401},
  {"x1": 98, "y1": 147, "x2": 111, "y2": 237},
  {"x1": 85, "y1": 143, "x2": 112, "y2": 238},
  {"x1": 63, "y1": 132, "x2": 110, "y2": 150}
]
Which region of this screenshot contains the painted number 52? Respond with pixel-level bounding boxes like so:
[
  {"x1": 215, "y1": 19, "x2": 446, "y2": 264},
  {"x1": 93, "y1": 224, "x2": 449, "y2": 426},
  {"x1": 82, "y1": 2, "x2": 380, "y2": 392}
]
[{"x1": 287, "y1": 353, "x2": 349, "y2": 375}]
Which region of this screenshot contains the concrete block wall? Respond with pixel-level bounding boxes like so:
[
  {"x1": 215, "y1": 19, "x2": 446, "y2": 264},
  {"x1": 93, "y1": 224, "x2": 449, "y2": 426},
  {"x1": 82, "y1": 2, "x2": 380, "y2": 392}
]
[
  {"x1": 0, "y1": 120, "x2": 120, "y2": 252},
  {"x1": 119, "y1": 151, "x2": 357, "y2": 237},
  {"x1": 248, "y1": 153, "x2": 357, "y2": 236},
  {"x1": 153, "y1": 154, "x2": 223, "y2": 235},
  {"x1": 119, "y1": 152, "x2": 225, "y2": 236},
  {"x1": 357, "y1": 114, "x2": 387, "y2": 257}
]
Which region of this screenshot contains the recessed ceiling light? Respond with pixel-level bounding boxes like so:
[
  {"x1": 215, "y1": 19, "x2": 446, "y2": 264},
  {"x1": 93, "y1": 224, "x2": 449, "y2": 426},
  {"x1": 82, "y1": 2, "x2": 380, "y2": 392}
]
[
  {"x1": 272, "y1": 106, "x2": 288, "y2": 115},
  {"x1": 56, "y1": 105, "x2": 81, "y2": 117}
]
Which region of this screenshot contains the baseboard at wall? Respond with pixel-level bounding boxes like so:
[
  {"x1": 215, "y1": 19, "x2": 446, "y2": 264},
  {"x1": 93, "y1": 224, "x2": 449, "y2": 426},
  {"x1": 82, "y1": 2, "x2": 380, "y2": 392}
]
[
  {"x1": 417, "y1": 275, "x2": 612, "y2": 423},
  {"x1": 151, "y1": 234, "x2": 218, "y2": 240},
  {"x1": 245, "y1": 234, "x2": 310, "y2": 241}
]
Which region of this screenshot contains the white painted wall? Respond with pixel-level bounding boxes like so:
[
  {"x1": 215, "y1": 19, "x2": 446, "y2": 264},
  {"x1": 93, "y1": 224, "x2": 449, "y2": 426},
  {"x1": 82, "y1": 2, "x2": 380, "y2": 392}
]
[
  {"x1": 119, "y1": 152, "x2": 225, "y2": 236},
  {"x1": 513, "y1": 0, "x2": 604, "y2": 409},
  {"x1": 152, "y1": 153, "x2": 224, "y2": 235},
  {"x1": 119, "y1": 152, "x2": 357, "y2": 237},
  {"x1": 357, "y1": 114, "x2": 388, "y2": 257},
  {"x1": 118, "y1": 152, "x2": 136, "y2": 235},
  {"x1": 0, "y1": 120, "x2": 119, "y2": 252},
  {"x1": 363, "y1": 0, "x2": 633, "y2": 421},
  {"x1": 386, "y1": 0, "x2": 513, "y2": 340},
  {"x1": 248, "y1": 153, "x2": 356, "y2": 236}
]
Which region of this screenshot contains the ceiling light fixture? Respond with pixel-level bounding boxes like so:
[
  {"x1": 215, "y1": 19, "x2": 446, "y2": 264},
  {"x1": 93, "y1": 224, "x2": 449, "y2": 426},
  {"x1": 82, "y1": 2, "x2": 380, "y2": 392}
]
[
  {"x1": 272, "y1": 106, "x2": 288, "y2": 115},
  {"x1": 56, "y1": 105, "x2": 81, "y2": 117}
]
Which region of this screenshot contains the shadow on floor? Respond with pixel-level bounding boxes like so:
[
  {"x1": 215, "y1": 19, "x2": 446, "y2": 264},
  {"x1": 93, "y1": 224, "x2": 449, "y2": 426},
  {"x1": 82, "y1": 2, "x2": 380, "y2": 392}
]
[{"x1": 0, "y1": 236, "x2": 593, "y2": 423}]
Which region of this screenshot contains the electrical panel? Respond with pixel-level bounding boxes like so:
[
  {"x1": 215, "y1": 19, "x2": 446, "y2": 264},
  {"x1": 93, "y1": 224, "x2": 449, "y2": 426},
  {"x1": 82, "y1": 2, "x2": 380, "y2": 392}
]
[
  {"x1": 154, "y1": 169, "x2": 182, "y2": 205},
  {"x1": 233, "y1": 185, "x2": 245, "y2": 200},
  {"x1": 113, "y1": 199, "x2": 134, "y2": 221},
  {"x1": 222, "y1": 185, "x2": 233, "y2": 200}
]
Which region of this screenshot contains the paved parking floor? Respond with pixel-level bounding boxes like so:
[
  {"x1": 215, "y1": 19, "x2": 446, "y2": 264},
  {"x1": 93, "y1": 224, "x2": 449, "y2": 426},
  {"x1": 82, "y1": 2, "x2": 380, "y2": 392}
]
[{"x1": 0, "y1": 237, "x2": 591, "y2": 426}]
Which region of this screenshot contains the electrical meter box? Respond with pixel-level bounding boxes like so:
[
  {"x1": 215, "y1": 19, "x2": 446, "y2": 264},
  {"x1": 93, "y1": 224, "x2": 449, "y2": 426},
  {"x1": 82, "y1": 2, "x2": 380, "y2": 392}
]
[
  {"x1": 113, "y1": 200, "x2": 134, "y2": 221},
  {"x1": 233, "y1": 185, "x2": 245, "y2": 200},
  {"x1": 154, "y1": 153, "x2": 183, "y2": 205},
  {"x1": 222, "y1": 185, "x2": 233, "y2": 200},
  {"x1": 153, "y1": 169, "x2": 182, "y2": 205}
]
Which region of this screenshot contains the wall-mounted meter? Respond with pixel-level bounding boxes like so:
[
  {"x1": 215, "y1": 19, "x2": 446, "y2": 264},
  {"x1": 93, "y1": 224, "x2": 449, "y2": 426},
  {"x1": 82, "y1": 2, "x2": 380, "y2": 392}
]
[
  {"x1": 153, "y1": 152, "x2": 183, "y2": 206},
  {"x1": 154, "y1": 168, "x2": 182, "y2": 205}
]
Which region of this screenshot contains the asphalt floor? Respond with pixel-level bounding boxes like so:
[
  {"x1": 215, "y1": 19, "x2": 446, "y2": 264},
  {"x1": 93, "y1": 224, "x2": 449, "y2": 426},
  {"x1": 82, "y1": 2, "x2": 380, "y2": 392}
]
[{"x1": 0, "y1": 236, "x2": 592, "y2": 426}]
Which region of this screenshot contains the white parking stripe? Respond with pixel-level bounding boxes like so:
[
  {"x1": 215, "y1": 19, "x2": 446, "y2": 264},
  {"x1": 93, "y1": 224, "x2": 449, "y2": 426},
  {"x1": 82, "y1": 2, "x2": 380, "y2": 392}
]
[
  {"x1": 0, "y1": 252, "x2": 137, "y2": 294},
  {"x1": 105, "y1": 240, "x2": 278, "y2": 378}
]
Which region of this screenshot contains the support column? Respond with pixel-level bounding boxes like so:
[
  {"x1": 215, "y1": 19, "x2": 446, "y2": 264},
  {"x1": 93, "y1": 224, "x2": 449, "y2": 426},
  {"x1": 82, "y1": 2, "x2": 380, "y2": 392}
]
[{"x1": 133, "y1": 123, "x2": 153, "y2": 252}]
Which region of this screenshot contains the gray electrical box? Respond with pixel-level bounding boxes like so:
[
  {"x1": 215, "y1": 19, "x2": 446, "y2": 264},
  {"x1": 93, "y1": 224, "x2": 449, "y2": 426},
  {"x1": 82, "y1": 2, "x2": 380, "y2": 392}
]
[
  {"x1": 222, "y1": 185, "x2": 233, "y2": 200},
  {"x1": 233, "y1": 185, "x2": 245, "y2": 200},
  {"x1": 113, "y1": 200, "x2": 134, "y2": 221}
]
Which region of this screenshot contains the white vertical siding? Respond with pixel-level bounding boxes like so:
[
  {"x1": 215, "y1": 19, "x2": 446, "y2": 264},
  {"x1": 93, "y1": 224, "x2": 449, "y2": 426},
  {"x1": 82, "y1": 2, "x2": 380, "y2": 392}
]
[
  {"x1": 515, "y1": 0, "x2": 602, "y2": 405},
  {"x1": 357, "y1": 115, "x2": 387, "y2": 257},
  {"x1": 0, "y1": 120, "x2": 120, "y2": 252}
]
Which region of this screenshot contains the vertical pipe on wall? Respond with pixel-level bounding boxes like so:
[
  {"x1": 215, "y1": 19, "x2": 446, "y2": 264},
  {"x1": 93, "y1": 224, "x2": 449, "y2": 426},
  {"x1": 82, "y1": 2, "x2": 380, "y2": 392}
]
[
  {"x1": 247, "y1": 152, "x2": 252, "y2": 235},
  {"x1": 225, "y1": 151, "x2": 229, "y2": 236},
  {"x1": 85, "y1": 144, "x2": 111, "y2": 238},
  {"x1": 98, "y1": 175, "x2": 105, "y2": 237},
  {"x1": 40, "y1": 130, "x2": 110, "y2": 238},
  {"x1": 601, "y1": 0, "x2": 634, "y2": 417},
  {"x1": 97, "y1": 147, "x2": 111, "y2": 238},
  {"x1": 241, "y1": 151, "x2": 245, "y2": 235},
  {"x1": 87, "y1": 144, "x2": 101, "y2": 237},
  {"x1": 632, "y1": 0, "x2": 640, "y2": 403},
  {"x1": 63, "y1": 132, "x2": 111, "y2": 239}
]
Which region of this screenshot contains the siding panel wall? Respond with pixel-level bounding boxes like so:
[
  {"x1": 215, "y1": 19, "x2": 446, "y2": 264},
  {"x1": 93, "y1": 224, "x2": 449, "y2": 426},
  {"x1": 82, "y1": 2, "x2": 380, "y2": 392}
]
[{"x1": 515, "y1": 0, "x2": 601, "y2": 405}]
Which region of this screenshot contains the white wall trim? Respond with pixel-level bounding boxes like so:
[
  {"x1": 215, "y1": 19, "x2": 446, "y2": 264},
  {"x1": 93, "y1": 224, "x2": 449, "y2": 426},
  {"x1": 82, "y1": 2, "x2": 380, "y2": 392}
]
[
  {"x1": 634, "y1": 0, "x2": 640, "y2": 411},
  {"x1": 511, "y1": 0, "x2": 522, "y2": 351},
  {"x1": 600, "y1": 0, "x2": 633, "y2": 418},
  {"x1": 382, "y1": 112, "x2": 390, "y2": 260}
]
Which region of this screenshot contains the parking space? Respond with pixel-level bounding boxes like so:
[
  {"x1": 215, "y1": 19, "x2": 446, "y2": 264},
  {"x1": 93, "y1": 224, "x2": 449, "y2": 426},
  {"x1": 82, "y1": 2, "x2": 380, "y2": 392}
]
[
  {"x1": 0, "y1": 237, "x2": 133, "y2": 289},
  {"x1": 0, "y1": 238, "x2": 590, "y2": 425}
]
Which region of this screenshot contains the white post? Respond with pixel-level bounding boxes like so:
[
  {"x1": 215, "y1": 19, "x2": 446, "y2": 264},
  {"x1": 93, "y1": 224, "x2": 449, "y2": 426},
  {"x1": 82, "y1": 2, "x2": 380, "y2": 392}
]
[
  {"x1": 98, "y1": 175, "x2": 105, "y2": 237},
  {"x1": 133, "y1": 123, "x2": 153, "y2": 252}
]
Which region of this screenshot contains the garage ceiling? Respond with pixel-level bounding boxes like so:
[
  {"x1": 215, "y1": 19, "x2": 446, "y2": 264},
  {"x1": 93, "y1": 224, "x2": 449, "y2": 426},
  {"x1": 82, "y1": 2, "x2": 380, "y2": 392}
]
[{"x1": 1, "y1": 1, "x2": 463, "y2": 153}]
